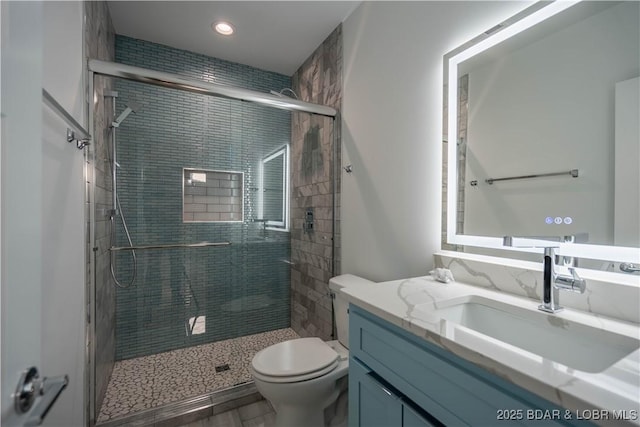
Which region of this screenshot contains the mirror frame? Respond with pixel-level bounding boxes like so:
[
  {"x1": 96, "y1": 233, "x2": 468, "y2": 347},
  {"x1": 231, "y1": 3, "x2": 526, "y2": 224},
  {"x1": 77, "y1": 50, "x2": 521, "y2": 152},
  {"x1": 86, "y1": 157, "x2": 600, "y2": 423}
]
[{"x1": 443, "y1": 0, "x2": 639, "y2": 264}]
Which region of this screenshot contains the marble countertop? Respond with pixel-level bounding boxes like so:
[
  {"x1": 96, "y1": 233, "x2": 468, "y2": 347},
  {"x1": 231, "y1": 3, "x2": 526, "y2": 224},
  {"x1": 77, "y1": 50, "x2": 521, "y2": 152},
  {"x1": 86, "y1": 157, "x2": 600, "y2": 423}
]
[{"x1": 340, "y1": 275, "x2": 640, "y2": 426}]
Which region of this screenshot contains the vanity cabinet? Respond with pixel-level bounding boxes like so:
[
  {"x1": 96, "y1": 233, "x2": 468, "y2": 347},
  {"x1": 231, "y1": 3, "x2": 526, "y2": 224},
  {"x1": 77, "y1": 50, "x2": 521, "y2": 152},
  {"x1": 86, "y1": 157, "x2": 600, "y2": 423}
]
[
  {"x1": 350, "y1": 356, "x2": 436, "y2": 427},
  {"x1": 348, "y1": 305, "x2": 593, "y2": 427}
]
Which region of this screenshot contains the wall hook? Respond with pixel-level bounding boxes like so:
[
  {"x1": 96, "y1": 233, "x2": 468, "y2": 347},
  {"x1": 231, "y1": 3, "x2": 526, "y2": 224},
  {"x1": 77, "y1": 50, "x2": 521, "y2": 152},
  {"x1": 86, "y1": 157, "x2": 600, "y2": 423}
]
[{"x1": 343, "y1": 164, "x2": 353, "y2": 174}]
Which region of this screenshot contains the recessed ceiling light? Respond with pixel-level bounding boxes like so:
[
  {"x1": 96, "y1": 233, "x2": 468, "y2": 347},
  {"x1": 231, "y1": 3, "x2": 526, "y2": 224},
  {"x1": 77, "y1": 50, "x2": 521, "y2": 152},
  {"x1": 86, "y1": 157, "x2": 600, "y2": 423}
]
[{"x1": 213, "y1": 21, "x2": 235, "y2": 36}]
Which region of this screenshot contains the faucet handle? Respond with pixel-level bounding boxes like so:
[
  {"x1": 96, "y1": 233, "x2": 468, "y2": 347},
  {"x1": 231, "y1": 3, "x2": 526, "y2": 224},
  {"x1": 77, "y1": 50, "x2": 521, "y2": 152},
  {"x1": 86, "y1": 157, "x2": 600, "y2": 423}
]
[
  {"x1": 556, "y1": 267, "x2": 587, "y2": 294},
  {"x1": 569, "y1": 268, "x2": 587, "y2": 293}
]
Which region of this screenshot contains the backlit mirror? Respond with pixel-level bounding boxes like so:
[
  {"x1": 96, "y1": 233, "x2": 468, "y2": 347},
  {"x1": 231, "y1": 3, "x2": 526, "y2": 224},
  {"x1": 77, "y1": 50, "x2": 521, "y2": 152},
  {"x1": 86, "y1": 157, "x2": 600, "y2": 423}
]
[
  {"x1": 259, "y1": 145, "x2": 289, "y2": 230},
  {"x1": 444, "y1": 1, "x2": 639, "y2": 268}
]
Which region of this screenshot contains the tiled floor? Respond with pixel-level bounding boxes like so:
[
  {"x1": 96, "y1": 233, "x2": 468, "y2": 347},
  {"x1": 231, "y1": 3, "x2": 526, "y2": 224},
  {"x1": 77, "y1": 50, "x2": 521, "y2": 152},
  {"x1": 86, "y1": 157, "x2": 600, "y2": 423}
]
[
  {"x1": 98, "y1": 328, "x2": 298, "y2": 422},
  {"x1": 179, "y1": 400, "x2": 275, "y2": 427}
]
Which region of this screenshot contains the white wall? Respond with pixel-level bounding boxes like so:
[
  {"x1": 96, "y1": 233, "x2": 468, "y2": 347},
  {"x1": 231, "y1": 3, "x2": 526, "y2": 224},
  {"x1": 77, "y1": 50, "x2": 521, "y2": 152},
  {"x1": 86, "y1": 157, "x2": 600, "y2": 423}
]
[
  {"x1": 614, "y1": 77, "x2": 640, "y2": 248},
  {"x1": 41, "y1": 2, "x2": 86, "y2": 426},
  {"x1": 463, "y1": 2, "x2": 639, "y2": 245},
  {"x1": 341, "y1": 1, "x2": 529, "y2": 282},
  {"x1": 1, "y1": 2, "x2": 45, "y2": 425}
]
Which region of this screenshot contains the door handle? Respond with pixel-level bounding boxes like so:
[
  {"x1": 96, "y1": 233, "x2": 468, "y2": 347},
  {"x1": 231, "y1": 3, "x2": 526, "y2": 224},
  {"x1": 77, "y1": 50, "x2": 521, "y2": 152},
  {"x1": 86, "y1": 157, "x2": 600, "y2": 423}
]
[{"x1": 14, "y1": 366, "x2": 68, "y2": 426}]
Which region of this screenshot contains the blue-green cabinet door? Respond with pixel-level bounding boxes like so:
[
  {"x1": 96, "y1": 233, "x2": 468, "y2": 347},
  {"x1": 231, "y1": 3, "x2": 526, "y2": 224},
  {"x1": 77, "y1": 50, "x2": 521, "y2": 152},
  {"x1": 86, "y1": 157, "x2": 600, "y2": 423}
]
[
  {"x1": 349, "y1": 357, "x2": 403, "y2": 427},
  {"x1": 403, "y1": 404, "x2": 438, "y2": 427}
]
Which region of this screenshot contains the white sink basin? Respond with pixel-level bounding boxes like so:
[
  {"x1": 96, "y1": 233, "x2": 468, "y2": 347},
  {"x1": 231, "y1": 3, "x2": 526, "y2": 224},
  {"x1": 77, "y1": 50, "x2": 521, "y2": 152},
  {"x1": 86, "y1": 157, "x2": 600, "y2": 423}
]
[{"x1": 417, "y1": 296, "x2": 639, "y2": 373}]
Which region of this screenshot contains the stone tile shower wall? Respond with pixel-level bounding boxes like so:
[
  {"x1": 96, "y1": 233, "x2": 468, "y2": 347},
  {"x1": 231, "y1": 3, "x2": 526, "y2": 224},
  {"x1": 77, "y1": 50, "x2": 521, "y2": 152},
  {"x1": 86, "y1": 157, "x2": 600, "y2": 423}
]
[
  {"x1": 113, "y1": 36, "x2": 292, "y2": 359},
  {"x1": 84, "y1": 0, "x2": 116, "y2": 414},
  {"x1": 290, "y1": 25, "x2": 342, "y2": 340}
]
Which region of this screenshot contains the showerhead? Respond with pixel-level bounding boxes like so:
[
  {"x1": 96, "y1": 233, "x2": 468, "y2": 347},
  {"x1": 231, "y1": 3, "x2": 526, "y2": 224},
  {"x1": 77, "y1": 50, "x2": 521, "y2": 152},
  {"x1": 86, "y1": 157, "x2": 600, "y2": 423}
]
[
  {"x1": 269, "y1": 88, "x2": 298, "y2": 99},
  {"x1": 111, "y1": 101, "x2": 142, "y2": 128}
]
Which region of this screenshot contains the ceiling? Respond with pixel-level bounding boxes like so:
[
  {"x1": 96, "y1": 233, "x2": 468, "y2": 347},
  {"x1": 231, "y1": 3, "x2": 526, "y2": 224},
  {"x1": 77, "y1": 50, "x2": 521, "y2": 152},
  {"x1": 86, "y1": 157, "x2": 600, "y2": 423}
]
[{"x1": 107, "y1": 1, "x2": 360, "y2": 76}]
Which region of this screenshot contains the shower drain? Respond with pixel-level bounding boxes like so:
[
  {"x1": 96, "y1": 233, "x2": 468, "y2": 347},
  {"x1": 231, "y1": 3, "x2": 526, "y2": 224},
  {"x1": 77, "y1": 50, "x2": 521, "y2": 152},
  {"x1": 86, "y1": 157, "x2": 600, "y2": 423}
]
[{"x1": 215, "y1": 364, "x2": 230, "y2": 373}]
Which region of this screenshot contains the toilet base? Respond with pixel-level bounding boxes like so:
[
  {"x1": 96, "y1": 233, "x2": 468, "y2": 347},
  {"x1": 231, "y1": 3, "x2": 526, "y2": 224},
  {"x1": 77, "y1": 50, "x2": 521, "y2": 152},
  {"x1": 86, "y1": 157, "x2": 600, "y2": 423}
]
[
  {"x1": 325, "y1": 376, "x2": 348, "y2": 427},
  {"x1": 272, "y1": 386, "x2": 340, "y2": 427}
]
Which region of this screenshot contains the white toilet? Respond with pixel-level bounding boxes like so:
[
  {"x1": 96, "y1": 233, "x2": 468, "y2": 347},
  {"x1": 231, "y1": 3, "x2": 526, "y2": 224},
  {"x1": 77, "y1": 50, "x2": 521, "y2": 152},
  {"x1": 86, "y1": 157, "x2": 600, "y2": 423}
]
[{"x1": 251, "y1": 274, "x2": 363, "y2": 427}]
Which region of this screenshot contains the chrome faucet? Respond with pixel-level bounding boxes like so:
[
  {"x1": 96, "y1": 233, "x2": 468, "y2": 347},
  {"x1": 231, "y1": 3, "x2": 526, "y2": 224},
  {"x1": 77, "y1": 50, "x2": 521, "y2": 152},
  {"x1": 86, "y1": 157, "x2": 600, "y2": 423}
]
[{"x1": 503, "y1": 236, "x2": 587, "y2": 313}]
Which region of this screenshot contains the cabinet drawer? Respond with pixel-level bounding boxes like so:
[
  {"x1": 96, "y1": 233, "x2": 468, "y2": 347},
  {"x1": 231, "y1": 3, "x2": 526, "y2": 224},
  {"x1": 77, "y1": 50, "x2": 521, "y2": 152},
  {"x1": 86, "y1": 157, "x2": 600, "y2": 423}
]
[
  {"x1": 403, "y1": 403, "x2": 439, "y2": 427},
  {"x1": 350, "y1": 305, "x2": 575, "y2": 426},
  {"x1": 349, "y1": 357, "x2": 403, "y2": 427},
  {"x1": 350, "y1": 357, "x2": 441, "y2": 427}
]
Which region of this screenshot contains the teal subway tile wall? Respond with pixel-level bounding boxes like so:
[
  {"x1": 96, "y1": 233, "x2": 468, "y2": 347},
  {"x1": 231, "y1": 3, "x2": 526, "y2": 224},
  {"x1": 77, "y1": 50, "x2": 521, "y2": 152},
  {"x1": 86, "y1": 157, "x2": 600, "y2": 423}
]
[{"x1": 113, "y1": 36, "x2": 292, "y2": 360}]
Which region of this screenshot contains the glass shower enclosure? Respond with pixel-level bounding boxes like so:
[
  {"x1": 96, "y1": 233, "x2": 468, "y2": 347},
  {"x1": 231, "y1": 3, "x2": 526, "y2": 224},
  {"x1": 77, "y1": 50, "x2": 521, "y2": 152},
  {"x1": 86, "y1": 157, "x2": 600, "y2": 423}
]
[
  {"x1": 87, "y1": 59, "x2": 337, "y2": 424},
  {"x1": 111, "y1": 85, "x2": 292, "y2": 360}
]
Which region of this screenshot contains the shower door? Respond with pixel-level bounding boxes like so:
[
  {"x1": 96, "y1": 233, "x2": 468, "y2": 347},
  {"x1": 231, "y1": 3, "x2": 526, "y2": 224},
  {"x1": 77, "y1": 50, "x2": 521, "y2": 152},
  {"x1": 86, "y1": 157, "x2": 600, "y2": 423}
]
[
  {"x1": 111, "y1": 80, "x2": 292, "y2": 359},
  {"x1": 77, "y1": 75, "x2": 297, "y2": 423}
]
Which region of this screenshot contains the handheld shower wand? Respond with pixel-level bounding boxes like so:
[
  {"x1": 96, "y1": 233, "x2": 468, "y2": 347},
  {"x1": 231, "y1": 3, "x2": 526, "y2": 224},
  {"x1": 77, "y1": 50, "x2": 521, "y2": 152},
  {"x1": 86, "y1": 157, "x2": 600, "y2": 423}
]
[
  {"x1": 105, "y1": 94, "x2": 141, "y2": 288},
  {"x1": 111, "y1": 101, "x2": 141, "y2": 128}
]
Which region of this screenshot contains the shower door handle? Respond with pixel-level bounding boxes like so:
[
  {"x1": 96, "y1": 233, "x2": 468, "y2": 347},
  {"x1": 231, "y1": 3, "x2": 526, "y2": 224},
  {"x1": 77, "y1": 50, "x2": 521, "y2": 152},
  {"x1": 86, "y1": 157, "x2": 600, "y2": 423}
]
[{"x1": 14, "y1": 366, "x2": 69, "y2": 426}]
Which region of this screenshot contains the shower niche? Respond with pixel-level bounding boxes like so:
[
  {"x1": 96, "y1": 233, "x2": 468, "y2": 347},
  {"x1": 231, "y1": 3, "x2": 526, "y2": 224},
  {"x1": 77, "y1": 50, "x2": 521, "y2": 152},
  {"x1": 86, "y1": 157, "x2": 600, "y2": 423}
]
[{"x1": 183, "y1": 168, "x2": 244, "y2": 223}]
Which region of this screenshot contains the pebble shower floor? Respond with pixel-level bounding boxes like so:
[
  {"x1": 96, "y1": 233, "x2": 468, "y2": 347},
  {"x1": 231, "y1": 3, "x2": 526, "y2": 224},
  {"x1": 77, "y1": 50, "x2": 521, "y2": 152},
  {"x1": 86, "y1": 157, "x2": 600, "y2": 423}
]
[{"x1": 97, "y1": 328, "x2": 299, "y2": 422}]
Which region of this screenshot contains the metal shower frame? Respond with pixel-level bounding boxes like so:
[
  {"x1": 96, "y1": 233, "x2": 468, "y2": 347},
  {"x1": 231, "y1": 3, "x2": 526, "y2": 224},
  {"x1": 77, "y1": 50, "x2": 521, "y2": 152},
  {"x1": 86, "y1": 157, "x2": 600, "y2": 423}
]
[{"x1": 85, "y1": 59, "x2": 339, "y2": 426}]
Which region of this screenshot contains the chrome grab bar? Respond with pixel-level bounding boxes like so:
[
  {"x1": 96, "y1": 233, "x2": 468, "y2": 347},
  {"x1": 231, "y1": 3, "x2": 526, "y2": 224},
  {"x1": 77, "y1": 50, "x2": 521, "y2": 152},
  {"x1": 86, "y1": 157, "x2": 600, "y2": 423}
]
[
  {"x1": 42, "y1": 89, "x2": 91, "y2": 149},
  {"x1": 486, "y1": 169, "x2": 578, "y2": 185},
  {"x1": 110, "y1": 241, "x2": 231, "y2": 251}
]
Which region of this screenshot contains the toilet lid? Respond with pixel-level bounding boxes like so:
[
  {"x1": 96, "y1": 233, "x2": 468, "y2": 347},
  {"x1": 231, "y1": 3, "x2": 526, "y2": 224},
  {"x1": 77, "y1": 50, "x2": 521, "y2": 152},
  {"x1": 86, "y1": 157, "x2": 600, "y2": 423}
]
[{"x1": 252, "y1": 337, "x2": 339, "y2": 377}]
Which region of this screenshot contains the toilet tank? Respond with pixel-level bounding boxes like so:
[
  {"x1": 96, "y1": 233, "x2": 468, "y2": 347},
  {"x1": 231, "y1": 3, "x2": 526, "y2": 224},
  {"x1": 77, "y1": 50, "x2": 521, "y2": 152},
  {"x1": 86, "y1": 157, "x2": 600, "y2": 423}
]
[{"x1": 328, "y1": 274, "x2": 375, "y2": 348}]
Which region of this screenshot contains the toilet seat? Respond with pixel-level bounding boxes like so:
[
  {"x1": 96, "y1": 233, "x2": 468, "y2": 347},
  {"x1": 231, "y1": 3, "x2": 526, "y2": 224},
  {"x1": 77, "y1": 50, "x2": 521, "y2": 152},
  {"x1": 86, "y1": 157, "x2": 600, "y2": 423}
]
[{"x1": 252, "y1": 338, "x2": 340, "y2": 383}]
